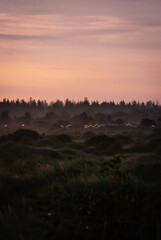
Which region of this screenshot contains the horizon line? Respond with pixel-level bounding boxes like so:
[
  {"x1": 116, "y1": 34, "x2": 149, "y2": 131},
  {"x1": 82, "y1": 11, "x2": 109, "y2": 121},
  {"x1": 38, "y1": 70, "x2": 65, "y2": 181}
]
[{"x1": 0, "y1": 97, "x2": 160, "y2": 105}]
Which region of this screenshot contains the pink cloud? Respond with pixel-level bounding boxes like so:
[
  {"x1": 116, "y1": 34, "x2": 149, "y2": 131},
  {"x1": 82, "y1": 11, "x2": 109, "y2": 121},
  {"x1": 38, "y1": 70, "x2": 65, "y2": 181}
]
[{"x1": 1, "y1": 13, "x2": 160, "y2": 47}]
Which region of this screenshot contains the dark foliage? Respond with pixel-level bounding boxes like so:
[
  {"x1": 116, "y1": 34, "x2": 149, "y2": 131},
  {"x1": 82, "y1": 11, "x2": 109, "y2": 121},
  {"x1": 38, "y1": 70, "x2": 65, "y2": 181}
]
[
  {"x1": 0, "y1": 110, "x2": 12, "y2": 123},
  {"x1": 13, "y1": 129, "x2": 41, "y2": 139},
  {"x1": 0, "y1": 142, "x2": 60, "y2": 162},
  {"x1": 55, "y1": 134, "x2": 72, "y2": 143},
  {"x1": 85, "y1": 135, "x2": 113, "y2": 147},
  {"x1": 113, "y1": 134, "x2": 133, "y2": 145},
  {"x1": 40, "y1": 134, "x2": 72, "y2": 147},
  {"x1": 82, "y1": 131, "x2": 95, "y2": 139},
  {"x1": 0, "y1": 129, "x2": 41, "y2": 145},
  {"x1": 0, "y1": 98, "x2": 160, "y2": 127},
  {"x1": 85, "y1": 134, "x2": 123, "y2": 155},
  {"x1": 140, "y1": 119, "x2": 156, "y2": 127}
]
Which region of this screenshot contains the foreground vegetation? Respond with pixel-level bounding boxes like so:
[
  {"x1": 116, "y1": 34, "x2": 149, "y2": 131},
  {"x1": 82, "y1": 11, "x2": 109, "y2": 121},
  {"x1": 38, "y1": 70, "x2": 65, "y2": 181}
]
[{"x1": 0, "y1": 127, "x2": 161, "y2": 240}]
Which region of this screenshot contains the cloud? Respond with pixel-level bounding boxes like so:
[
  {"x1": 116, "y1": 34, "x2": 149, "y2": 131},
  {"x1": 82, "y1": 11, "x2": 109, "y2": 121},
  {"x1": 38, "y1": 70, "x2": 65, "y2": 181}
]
[
  {"x1": 0, "y1": 0, "x2": 161, "y2": 17},
  {"x1": 0, "y1": 13, "x2": 161, "y2": 49},
  {"x1": 0, "y1": 33, "x2": 41, "y2": 40}
]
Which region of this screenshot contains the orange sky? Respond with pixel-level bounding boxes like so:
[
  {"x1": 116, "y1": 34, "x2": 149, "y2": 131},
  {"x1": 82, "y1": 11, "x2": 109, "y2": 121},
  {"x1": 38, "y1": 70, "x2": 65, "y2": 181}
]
[{"x1": 0, "y1": 0, "x2": 161, "y2": 103}]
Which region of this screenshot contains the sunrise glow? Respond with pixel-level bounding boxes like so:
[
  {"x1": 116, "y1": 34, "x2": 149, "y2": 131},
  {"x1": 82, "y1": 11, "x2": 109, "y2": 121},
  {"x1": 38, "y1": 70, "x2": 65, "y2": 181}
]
[{"x1": 0, "y1": 0, "x2": 161, "y2": 102}]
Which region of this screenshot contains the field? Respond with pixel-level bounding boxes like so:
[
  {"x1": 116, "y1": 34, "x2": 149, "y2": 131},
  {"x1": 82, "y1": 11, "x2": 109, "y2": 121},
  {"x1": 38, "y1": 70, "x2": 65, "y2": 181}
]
[{"x1": 0, "y1": 125, "x2": 161, "y2": 240}]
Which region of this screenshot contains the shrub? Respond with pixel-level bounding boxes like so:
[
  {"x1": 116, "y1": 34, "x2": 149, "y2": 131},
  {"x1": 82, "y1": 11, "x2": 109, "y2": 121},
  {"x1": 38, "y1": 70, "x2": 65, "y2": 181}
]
[
  {"x1": 140, "y1": 119, "x2": 156, "y2": 127},
  {"x1": 0, "y1": 129, "x2": 42, "y2": 145},
  {"x1": 0, "y1": 142, "x2": 61, "y2": 162},
  {"x1": 129, "y1": 142, "x2": 150, "y2": 153},
  {"x1": 85, "y1": 135, "x2": 112, "y2": 147},
  {"x1": 84, "y1": 134, "x2": 128, "y2": 155},
  {"x1": 55, "y1": 134, "x2": 72, "y2": 143},
  {"x1": 0, "y1": 142, "x2": 37, "y2": 161},
  {"x1": 83, "y1": 131, "x2": 95, "y2": 139},
  {"x1": 39, "y1": 134, "x2": 72, "y2": 147},
  {"x1": 157, "y1": 147, "x2": 161, "y2": 155},
  {"x1": 40, "y1": 149, "x2": 61, "y2": 159},
  {"x1": 130, "y1": 154, "x2": 161, "y2": 183},
  {"x1": 12, "y1": 129, "x2": 41, "y2": 140},
  {"x1": 113, "y1": 134, "x2": 133, "y2": 145}
]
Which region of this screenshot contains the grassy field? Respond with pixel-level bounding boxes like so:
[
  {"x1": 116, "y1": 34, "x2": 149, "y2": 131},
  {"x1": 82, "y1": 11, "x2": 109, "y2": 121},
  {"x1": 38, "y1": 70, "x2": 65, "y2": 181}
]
[{"x1": 0, "y1": 127, "x2": 161, "y2": 240}]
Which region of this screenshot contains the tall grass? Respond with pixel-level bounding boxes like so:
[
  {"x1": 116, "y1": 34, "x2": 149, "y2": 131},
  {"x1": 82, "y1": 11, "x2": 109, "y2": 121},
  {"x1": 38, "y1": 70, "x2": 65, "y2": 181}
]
[{"x1": 0, "y1": 128, "x2": 161, "y2": 239}]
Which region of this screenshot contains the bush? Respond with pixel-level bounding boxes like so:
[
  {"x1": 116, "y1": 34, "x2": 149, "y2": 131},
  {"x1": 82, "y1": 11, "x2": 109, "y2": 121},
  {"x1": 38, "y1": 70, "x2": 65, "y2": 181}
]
[
  {"x1": 0, "y1": 142, "x2": 38, "y2": 161},
  {"x1": 39, "y1": 134, "x2": 72, "y2": 147},
  {"x1": 40, "y1": 149, "x2": 61, "y2": 159},
  {"x1": 55, "y1": 134, "x2": 72, "y2": 143},
  {"x1": 129, "y1": 142, "x2": 150, "y2": 153},
  {"x1": 85, "y1": 135, "x2": 112, "y2": 147},
  {"x1": 82, "y1": 131, "x2": 95, "y2": 139},
  {"x1": 130, "y1": 136, "x2": 161, "y2": 153},
  {"x1": 130, "y1": 154, "x2": 161, "y2": 183},
  {"x1": 0, "y1": 142, "x2": 61, "y2": 162},
  {"x1": 113, "y1": 134, "x2": 133, "y2": 145},
  {"x1": 140, "y1": 119, "x2": 156, "y2": 127},
  {"x1": 0, "y1": 129, "x2": 42, "y2": 145},
  {"x1": 156, "y1": 146, "x2": 161, "y2": 155},
  {"x1": 110, "y1": 142, "x2": 123, "y2": 153},
  {"x1": 12, "y1": 129, "x2": 41, "y2": 140},
  {"x1": 84, "y1": 134, "x2": 130, "y2": 155},
  {"x1": 146, "y1": 137, "x2": 161, "y2": 150}
]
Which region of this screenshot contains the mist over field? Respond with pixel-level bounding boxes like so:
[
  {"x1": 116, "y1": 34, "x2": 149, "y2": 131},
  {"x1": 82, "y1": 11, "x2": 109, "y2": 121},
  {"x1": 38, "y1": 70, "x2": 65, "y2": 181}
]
[{"x1": 0, "y1": 98, "x2": 161, "y2": 129}]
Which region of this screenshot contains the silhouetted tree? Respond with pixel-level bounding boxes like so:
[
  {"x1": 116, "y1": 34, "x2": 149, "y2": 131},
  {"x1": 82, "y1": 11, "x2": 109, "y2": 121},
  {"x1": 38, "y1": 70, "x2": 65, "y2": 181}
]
[
  {"x1": 0, "y1": 110, "x2": 12, "y2": 123},
  {"x1": 24, "y1": 112, "x2": 32, "y2": 123}
]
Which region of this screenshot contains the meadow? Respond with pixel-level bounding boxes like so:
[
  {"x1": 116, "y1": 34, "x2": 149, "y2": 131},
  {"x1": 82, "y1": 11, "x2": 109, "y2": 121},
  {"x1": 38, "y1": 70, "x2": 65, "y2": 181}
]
[{"x1": 0, "y1": 126, "x2": 161, "y2": 240}]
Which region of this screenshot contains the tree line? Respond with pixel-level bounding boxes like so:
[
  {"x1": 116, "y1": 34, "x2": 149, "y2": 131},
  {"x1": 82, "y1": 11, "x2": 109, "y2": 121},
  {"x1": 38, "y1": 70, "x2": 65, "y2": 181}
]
[{"x1": 0, "y1": 98, "x2": 160, "y2": 126}]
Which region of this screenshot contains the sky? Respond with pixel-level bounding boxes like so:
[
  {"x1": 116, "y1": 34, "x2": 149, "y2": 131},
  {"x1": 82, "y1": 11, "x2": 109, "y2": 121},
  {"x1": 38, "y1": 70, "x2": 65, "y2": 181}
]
[{"x1": 0, "y1": 0, "x2": 161, "y2": 103}]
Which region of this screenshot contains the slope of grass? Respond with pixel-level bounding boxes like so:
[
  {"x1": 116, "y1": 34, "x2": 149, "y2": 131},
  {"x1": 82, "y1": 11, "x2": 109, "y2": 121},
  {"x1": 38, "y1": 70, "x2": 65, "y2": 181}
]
[{"x1": 0, "y1": 128, "x2": 161, "y2": 239}]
